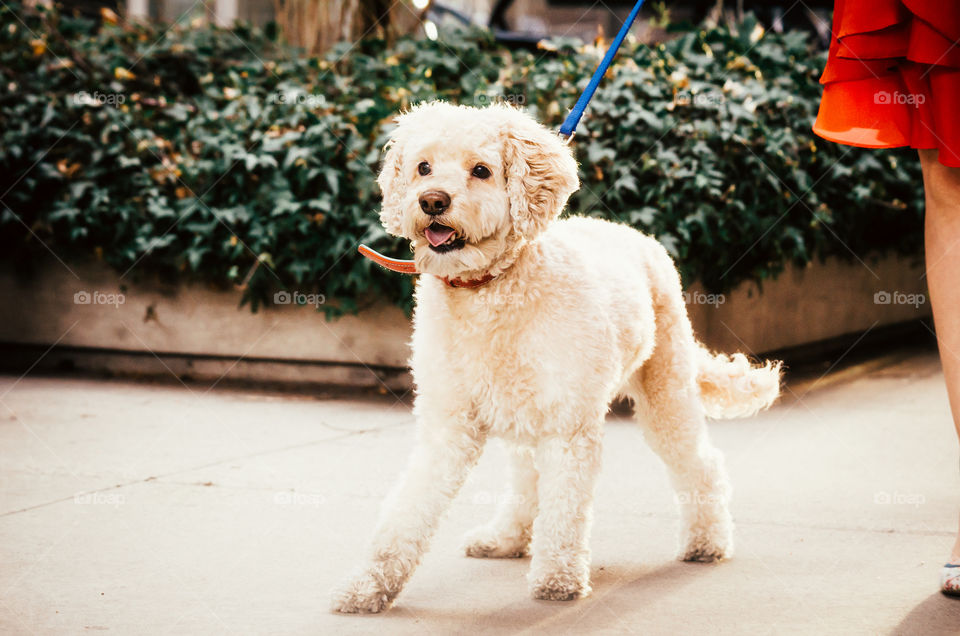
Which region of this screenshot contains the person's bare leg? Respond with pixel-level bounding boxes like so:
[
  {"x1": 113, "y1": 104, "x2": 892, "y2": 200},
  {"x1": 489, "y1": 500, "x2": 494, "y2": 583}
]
[{"x1": 919, "y1": 149, "x2": 960, "y2": 566}]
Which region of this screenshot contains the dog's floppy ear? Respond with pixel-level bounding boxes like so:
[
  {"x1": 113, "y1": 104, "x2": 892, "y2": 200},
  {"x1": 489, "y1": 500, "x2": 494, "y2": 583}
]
[
  {"x1": 376, "y1": 132, "x2": 406, "y2": 236},
  {"x1": 501, "y1": 109, "x2": 580, "y2": 238}
]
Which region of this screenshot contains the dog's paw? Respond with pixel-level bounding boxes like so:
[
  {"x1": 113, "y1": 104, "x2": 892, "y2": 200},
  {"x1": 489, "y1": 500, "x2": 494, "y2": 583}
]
[
  {"x1": 679, "y1": 527, "x2": 734, "y2": 563},
  {"x1": 330, "y1": 570, "x2": 395, "y2": 614},
  {"x1": 462, "y1": 526, "x2": 530, "y2": 558},
  {"x1": 529, "y1": 571, "x2": 591, "y2": 601}
]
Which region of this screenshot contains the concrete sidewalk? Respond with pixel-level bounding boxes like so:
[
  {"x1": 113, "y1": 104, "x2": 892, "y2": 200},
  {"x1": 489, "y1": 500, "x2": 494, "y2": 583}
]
[{"x1": 2, "y1": 348, "x2": 960, "y2": 634}]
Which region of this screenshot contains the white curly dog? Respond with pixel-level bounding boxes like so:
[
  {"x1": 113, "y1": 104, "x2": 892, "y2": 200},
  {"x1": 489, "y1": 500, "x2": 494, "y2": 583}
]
[{"x1": 332, "y1": 101, "x2": 781, "y2": 613}]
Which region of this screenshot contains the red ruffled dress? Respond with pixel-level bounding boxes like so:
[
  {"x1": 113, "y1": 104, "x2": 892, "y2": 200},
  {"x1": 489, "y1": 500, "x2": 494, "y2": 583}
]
[{"x1": 813, "y1": 0, "x2": 960, "y2": 167}]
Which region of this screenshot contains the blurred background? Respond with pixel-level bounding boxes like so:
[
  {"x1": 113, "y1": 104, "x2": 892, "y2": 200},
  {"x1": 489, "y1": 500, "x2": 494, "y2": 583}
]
[{"x1": 0, "y1": 0, "x2": 931, "y2": 389}]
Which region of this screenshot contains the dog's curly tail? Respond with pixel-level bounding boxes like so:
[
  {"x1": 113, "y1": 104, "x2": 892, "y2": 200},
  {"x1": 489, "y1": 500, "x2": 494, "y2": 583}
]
[{"x1": 696, "y1": 346, "x2": 782, "y2": 419}]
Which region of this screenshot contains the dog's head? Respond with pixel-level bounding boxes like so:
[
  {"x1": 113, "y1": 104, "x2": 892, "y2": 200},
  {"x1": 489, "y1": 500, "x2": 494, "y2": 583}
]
[{"x1": 377, "y1": 101, "x2": 579, "y2": 278}]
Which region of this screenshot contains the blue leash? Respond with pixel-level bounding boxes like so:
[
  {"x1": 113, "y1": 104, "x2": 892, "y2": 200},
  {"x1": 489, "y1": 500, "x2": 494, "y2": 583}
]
[{"x1": 558, "y1": 0, "x2": 647, "y2": 141}]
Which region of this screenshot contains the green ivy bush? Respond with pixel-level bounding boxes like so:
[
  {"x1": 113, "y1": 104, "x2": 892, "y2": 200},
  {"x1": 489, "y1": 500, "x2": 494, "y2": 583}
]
[{"x1": 0, "y1": 3, "x2": 924, "y2": 315}]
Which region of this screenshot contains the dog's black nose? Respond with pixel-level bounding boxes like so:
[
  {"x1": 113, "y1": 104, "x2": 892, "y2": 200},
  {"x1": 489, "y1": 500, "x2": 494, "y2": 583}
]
[{"x1": 419, "y1": 191, "x2": 451, "y2": 216}]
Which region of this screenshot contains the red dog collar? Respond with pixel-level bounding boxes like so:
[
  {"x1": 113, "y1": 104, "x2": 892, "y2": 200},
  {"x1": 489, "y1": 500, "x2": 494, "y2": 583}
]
[
  {"x1": 358, "y1": 244, "x2": 495, "y2": 289},
  {"x1": 441, "y1": 273, "x2": 495, "y2": 288}
]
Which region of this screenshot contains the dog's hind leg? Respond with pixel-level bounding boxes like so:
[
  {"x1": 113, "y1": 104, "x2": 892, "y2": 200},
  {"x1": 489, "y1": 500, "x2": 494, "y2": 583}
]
[
  {"x1": 463, "y1": 444, "x2": 538, "y2": 558},
  {"x1": 627, "y1": 297, "x2": 734, "y2": 562},
  {"x1": 635, "y1": 386, "x2": 734, "y2": 561},
  {"x1": 527, "y1": 426, "x2": 602, "y2": 600},
  {"x1": 331, "y1": 415, "x2": 487, "y2": 613}
]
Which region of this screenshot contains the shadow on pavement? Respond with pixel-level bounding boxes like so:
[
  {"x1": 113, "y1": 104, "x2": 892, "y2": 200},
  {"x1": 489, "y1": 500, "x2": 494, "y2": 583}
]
[
  {"x1": 893, "y1": 592, "x2": 960, "y2": 635},
  {"x1": 398, "y1": 561, "x2": 717, "y2": 632}
]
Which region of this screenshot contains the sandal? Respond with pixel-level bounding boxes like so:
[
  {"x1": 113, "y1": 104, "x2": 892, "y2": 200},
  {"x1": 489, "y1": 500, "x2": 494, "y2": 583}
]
[{"x1": 941, "y1": 563, "x2": 960, "y2": 596}]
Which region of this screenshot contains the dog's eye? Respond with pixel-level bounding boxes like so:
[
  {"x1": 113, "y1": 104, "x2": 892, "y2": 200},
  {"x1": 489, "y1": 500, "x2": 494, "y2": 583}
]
[
  {"x1": 471, "y1": 164, "x2": 491, "y2": 180},
  {"x1": 417, "y1": 162, "x2": 431, "y2": 176}
]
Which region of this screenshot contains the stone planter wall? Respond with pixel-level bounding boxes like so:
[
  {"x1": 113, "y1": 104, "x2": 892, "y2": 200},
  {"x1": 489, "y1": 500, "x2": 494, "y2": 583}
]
[{"x1": 0, "y1": 253, "x2": 931, "y2": 390}]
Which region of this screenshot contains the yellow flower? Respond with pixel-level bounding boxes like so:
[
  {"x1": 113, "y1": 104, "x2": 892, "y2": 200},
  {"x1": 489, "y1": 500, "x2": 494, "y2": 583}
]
[
  {"x1": 99, "y1": 7, "x2": 119, "y2": 24},
  {"x1": 114, "y1": 67, "x2": 136, "y2": 80},
  {"x1": 56, "y1": 159, "x2": 82, "y2": 178}
]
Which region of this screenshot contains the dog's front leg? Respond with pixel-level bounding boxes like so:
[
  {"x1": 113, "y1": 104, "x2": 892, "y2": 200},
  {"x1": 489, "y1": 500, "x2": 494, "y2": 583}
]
[
  {"x1": 528, "y1": 430, "x2": 602, "y2": 601},
  {"x1": 331, "y1": 417, "x2": 487, "y2": 614},
  {"x1": 463, "y1": 444, "x2": 538, "y2": 558}
]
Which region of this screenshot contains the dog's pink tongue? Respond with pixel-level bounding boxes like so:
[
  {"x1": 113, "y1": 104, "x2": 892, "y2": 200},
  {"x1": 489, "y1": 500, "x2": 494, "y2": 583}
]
[{"x1": 425, "y1": 225, "x2": 455, "y2": 247}]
